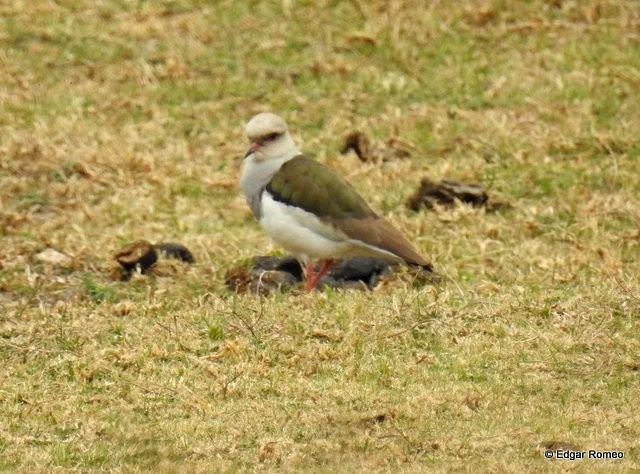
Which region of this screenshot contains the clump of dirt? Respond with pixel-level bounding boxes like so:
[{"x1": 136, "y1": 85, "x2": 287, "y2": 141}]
[
  {"x1": 340, "y1": 131, "x2": 411, "y2": 162},
  {"x1": 406, "y1": 177, "x2": 506, "y2": 211},
  {"x1": 226, "y1": 256, "x2": 406, "y2": 294},
  {"x1": 113, "y1": 240, "x2": 194, "y2": 280}
]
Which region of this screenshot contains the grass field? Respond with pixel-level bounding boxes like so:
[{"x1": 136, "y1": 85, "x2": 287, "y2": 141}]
[{"x1": 1, "y1": 0, "x2": 639, "y2": 471}]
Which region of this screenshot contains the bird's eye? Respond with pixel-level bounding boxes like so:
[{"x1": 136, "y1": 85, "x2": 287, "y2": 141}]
[{"x1": 262, "y1": 133, "x2": 280, "y2": 143}]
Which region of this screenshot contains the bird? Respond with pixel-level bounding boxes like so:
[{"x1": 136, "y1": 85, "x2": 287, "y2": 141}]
[{"x1": 240, "y1": 112, "x2": 433, "y2": 291}]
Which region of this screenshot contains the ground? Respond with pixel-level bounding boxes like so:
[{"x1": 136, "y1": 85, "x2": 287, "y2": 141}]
[{"x1": 1, "y1": 0, "x2": 639, "y2": 472}]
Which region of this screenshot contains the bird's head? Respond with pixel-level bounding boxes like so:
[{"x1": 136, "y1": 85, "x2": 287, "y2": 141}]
[{"x1": 245, "y1": 112, "x2": 297, "y2": 161}]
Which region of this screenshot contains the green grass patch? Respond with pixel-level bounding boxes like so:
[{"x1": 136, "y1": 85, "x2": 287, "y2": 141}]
[{"x1": 0, "y1": 0, "x2": 638, "y2": 471}]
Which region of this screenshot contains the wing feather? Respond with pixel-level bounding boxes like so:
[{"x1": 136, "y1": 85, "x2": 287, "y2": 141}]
[
  {"x1": 267, "y1": 155, "x2": 431, "y2": 268},
  {"x1": 266, "y1": 156, "x2": 376, "y2": 219}
]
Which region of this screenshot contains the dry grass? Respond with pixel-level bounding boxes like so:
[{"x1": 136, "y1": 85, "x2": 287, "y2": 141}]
[{"x1": 1, "y1": 0, "x2": 639, "y2": 471}]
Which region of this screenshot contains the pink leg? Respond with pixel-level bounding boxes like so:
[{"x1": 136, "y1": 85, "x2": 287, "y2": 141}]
[
  {"x1": 304, "y1": 259, "x2": 335, "y2": 292},
  {"x1": 304, "y1": 261, "x2": 317, "y2": 292},
  {"x1": 315, "y1": 258, "x2": 335, "y2": 282}
]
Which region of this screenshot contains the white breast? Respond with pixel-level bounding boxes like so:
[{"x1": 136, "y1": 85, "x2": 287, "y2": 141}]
[{"x1": 259, "y1": 192, "x2": 399, "y2": 262}]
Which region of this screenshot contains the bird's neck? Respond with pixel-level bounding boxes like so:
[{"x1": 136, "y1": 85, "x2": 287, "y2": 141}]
[{"x1": 240, "y1": 149, "x2": 299, "y2": 219}]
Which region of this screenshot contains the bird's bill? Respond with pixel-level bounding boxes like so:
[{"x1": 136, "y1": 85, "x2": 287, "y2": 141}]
[{"x1": 244, "y1": 142, "x2": 262, "y2": 158}]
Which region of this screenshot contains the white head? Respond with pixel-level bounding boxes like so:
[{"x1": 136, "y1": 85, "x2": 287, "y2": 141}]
[
  {"x1": 241, "y1": 113, "x2": 301, "y2": 217},
  {"x1": 245, "y1": 112, "x2": 298, "y2": 161}
]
